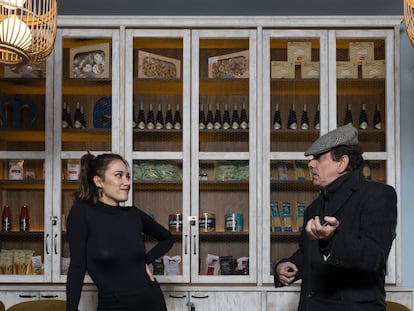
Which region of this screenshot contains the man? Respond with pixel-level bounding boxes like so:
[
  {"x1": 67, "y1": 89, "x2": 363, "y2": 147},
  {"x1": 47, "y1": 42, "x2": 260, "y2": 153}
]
[{"x1": 274, "y1": 124, "x2": 397, "y2": 311}]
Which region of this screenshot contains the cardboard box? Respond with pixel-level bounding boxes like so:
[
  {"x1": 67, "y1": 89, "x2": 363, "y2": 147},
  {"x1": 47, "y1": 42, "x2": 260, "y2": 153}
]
[
  {"x1": 362, "y1": 60, "x2": 385, "y2": 79},
  {"x1": 271, "y1": 61, "x2": 294, "y2": 79},
  {"x1": 69, "y1": 43, "x2": 111, "y2": 79},
  {"x1": 301, "y1": 62, "x2": 320, "y2": 79},
  {"x1": 287, "y1": 42, "x2": 311, "y2": 64},
  {"x1": 349, "y1": 42, "x2": 374, "y2": 65},
  {"x1": 208, "y1": 50, "x2": 249, "y2": 79},
  {"x1": 137, "y1": 50, "x2": 181, "y2": 79},
  {"x1": 336, "y1": 61, "x2": 358, "y2": 79}
]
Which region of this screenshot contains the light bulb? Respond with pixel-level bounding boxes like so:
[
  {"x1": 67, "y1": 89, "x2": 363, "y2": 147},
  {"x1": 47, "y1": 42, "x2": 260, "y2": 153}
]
[{"x1": 0, "y1": 15, "x2": 32, "y2": 50}]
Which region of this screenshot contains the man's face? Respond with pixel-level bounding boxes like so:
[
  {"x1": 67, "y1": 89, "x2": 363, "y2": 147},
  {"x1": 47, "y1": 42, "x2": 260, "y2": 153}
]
[{"x1": 308, "y1": 151, "x2": 343, "y2": 187}]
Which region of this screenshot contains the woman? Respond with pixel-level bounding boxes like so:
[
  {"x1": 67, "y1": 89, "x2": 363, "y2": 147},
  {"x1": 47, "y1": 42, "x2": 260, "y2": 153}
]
[{"x1": 66, "y1": 152, "x2": 174, "y2": 311}]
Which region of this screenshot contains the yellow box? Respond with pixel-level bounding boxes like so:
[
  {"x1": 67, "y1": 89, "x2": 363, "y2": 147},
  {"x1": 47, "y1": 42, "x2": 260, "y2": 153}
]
[
  {"x1": 336, "y1": 61, "x2": 358, "y2": 79},
  {"x1": 362, "y1": 60, "x2": 385, "y2": 79},
  {"x1": 208, "y1": 50, "x2": 249, "y2": 79},
  {"x1": 271, "y1": 61, "x2": 294, "y2": 79},
  {"x1": 301, "y1": 62, "x2": 319, "y2": 79},
  {"x1": 69, "y1": 43, "x2": 111, "y2": 79},
  {"x1": 137, "y1": 50, "x2": 181, "y2": 79},
  {"x1": 287, "y1": 42, "x2": 311, "y2": 64},
  {"x1": 349, "y1": 42, "x2": 374, "y2": 65}
]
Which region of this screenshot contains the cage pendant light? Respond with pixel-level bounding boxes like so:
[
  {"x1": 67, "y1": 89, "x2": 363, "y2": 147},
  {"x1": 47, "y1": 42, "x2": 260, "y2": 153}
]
[
  {"x1": 0, "y1": 0, "x2": 57, "y2": 65},
  {"x1": 405, "y1": 0, "x2": 414, "y2": 46}
]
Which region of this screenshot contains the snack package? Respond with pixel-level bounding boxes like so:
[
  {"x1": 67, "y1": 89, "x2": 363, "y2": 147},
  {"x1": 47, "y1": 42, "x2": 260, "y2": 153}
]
[
  {"x1": 206, "y1": 254, "x2": 220, "y2": 275},
  {"x1": 163, "y1": 255, "x2": 181, "y2": 275}
]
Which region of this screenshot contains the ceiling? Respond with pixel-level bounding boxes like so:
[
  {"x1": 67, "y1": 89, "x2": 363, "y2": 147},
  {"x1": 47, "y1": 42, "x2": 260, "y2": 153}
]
[{"x1": 59, "y1": 0, "x2": 403, "y2": 16}]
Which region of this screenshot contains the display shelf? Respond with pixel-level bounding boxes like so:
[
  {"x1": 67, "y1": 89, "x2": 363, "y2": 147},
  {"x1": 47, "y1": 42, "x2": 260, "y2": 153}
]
[
  {"x1": 271, "y1": 130, "x2": 319, "y2": 142},
  {"x1": 0, "y1": 181, "x2": 45, "y2": 190},
  {"x1": 0, "y1": 231, "x2": 44, "y2": 241},
  {"x1": 61, "y1": 129, "x2": 111, "y2": 142},
  {"x1": 133, "y1": 80, "x2": 182, "y2": 95},
  {"x1": 270, "y1": 180, "x2": 317, "y2": 191},
  {"x1": 199, "y1": 232, "x2": 249, "y2": 242},
  {"x1": 0, "y1": 131, "x2": 45, "y2": 142},
  {"x1": 62, "y1": 80, "x2": 111, "y2": 95},
  {"x1": 199, "y1": 80, "x2": 249, "y2": 95},
  {"x1": 0, "y1": 80, "x2": 45, "y2": 95},
  {"x1": 270, "y1": 232, "x2": 301, "y2": 242}
]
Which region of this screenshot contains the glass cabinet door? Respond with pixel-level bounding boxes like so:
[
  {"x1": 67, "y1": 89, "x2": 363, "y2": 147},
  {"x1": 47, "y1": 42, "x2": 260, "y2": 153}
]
[
  {"x1": 262, "y1": 30, "x2": 328, "y2": 284},
  {"x1": 125, "y1": 29, "x2": 191, "y2": 283},
  {"x1": 52, "y1": 28, "x2": 120, "y2": 282},
  {"x1": 191, "y1": 29, "x2": 257, "y2": 283},
  {"x1": 331, "y1": 29, "x2": 397, "y2": 283},
  {"x1": 0, "y1": 59, "x2": 52, "y2": 282}
]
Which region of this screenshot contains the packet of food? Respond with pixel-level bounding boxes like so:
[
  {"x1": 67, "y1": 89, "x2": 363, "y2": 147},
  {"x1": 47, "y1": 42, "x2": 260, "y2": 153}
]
[
  {"x1": 206, "y1": 254, "x2": 220, "y2": 275},
  {"x1": 163, "y1": 255, "x2": 181, "y2": 275}
]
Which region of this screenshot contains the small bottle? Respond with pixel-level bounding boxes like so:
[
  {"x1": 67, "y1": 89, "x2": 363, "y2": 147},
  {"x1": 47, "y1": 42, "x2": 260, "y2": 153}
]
[
  {"x1": 214, "y1": 103, "x2": 222, "y2": 129},
  {"x1": 313, "y1": 104, "x2": 320, "y2": 130},
  {"x1": 62, "y1": 102, "x2": 72, "y2": 129},
  {"x1": 287, "y1": 104, "x2": 297, "y2": 130},
  {"x1": 273, "y1": 103, "x2": 282, "y2": 130},
  {"x1": 146, "y1": 103, "x2": 155, "y2": 130},
  {"x1": 373, "y1": 104, "x2": 382, "y2": 130},
  {"x1": 74, "y1": 102, "x2": 83, "y2": 129},
  {"x1": 173, "y1": 104, "x2": 182, "y2": 130},
  {"x1": 199, "y1": 104, "x2": 206, "y2": 130},
  {"x1": 344, "y1": 104, "x2": 353, "y2": 126},
  {"x1": 206, "y1": 104, "x2": 214, "y2": 130},
  {"x1": 240, "y1": 103, "x2": 249, "y2": 129},
  {"x1": 231, "y1": 103, "x2": 240, "y2": 129},
  {"x1": 19, "y1": 205, "x2": 30, "y2": 232},
  {"x1": 300, "y1": 104, "x2": 309, "y2": 130},
  {"x1": 155, "y1": 103, "x2": 164, "y2": 130},
  {"x1": 359, "y1": 103, "x2": 368, "y2": 130},
  {"x1": 165, "y1": 103, "x2": 173, "y2": 130},
  {"x1": 222, "y1": 103, "x2": 231, "y2": 130},
  {"x1": 2, "y1": 205, "x2": 12, "y2": 231}
]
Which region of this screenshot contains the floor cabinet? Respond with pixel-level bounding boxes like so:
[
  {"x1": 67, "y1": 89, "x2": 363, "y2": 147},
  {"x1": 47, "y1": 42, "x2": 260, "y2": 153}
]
[{"x1": 0, "y1": 15, "x2": 407, "y2": 311}]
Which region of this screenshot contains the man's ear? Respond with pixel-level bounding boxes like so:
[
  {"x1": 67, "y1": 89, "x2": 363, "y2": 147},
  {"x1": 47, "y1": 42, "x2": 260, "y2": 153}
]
[
  {"x1": 337, "y1": 155, "x2": 349, "y2": 174},
  {"x1": 93, "y1": 176, "x2": 103, "y2": 188}
]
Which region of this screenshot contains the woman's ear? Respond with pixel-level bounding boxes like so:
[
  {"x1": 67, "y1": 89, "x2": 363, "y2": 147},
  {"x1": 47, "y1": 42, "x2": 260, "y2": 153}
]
[{"x1": 93, "y1": 176, "x2": 103, "y2": 188}]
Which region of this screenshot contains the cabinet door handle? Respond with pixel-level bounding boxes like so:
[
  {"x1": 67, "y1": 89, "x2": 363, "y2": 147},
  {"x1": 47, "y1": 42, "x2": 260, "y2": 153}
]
[
  {"x1": 54, "y1": 233, "x2": 58, "y2": 255},
  {"x1": 45, "y1": 233, "x2": 50, "y2": 255},
  {"x1": 41, "y1": 295, "x2": 59, "y2": 298},
  {"x1": 168, "y1": 294, "x2": 187, "y2": 299},
  {"x1": 191, "y1": 294, "x2": 209, "y2": 299},
  {"x1": 193, "y1": 234, "x2": 197, "y2": 255},
  {"x1": 19, "y1": 295, "x2": 37, "y2": 298},
  {"x1": 184, "y1": 234, "x2": 188, "y2": 255}
]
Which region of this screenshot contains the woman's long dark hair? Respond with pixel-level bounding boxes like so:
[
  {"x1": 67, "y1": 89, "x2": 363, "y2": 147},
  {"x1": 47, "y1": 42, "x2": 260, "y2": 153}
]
[{"x1": 73, "y1": 152, "x2": 128, "y2": 204}]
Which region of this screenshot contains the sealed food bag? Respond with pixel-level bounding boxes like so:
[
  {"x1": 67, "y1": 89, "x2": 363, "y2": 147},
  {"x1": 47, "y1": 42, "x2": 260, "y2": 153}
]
[
  {"x1": 206, "y1": 254, "x2": 220, "y2": 275},
  {"x1": 163, "y1": 255, "x2": 181, "y2": 275}
]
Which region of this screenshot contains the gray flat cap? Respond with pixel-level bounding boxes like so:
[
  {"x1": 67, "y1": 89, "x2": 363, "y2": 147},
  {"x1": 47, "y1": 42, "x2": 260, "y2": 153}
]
[{"x1": 304, "y1": 124, "x2": 359, "y2": 156}]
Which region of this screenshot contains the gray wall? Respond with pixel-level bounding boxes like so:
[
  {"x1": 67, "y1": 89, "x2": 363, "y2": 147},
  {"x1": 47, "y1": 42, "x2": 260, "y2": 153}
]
[{"x1": 58, "y1": 0, "x2": 414, "y2": 287}]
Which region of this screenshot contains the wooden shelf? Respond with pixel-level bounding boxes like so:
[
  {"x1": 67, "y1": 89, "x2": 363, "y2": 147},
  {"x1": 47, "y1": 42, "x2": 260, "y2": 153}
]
[
  {"x1": 0, "y1": 180, "x2": 45, "y2": 190},
  {"x1": 133, "y1": 180, "x2": 182, "y2": 191},
  {"x1": 200, "y1": 181, "x2": 249, "y2": 191},
  {"x1": 199, "y1": 231, "x2": 249, "y2": 242},
  {"x1": 271, "y1": 232, "x2": 301, "y2": 242},
  {"x1": 62, "y1": 79, "x2": 112, "y2": 95},
  {"x1": 0, "y1": 231, "x2": 44, "y2": 241},
  {"x1": 270, "y1": 180, "x2": 317, "y2": 191},
  {"x1": 200, "y1": 80, "x2": 249, "y2": 95},
  {"x1": 62, "y1": 129, "x2": 111, "y2": 142},
  {"x1": 133, "y1": 79, "x2": 182, "y2": 95},
  {"x1": 0, "y1": 130, "x2": 45, "y2": 142},
  {"x1": 0, "y1": 79, "x2": 45, "y2": 95},
  {"x1": 271, "y1": 129, "x2": 319, "y2": 142}
]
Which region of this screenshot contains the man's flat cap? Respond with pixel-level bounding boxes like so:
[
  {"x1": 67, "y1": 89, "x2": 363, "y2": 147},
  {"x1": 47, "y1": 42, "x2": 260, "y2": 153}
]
[{"x1": 304, "y1": 124, "x2": 359, "y2": 156}]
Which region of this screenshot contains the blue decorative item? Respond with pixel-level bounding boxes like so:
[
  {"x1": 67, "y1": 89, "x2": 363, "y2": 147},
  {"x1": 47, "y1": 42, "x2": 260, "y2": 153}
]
[{"x1": 93, "y1": 96, "x2": 112, "y2": 128}]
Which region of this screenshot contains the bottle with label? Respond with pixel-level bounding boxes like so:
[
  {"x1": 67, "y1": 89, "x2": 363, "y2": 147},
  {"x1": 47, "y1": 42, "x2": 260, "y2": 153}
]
[
  {"x1": 199, "y1": 104, "x2": 206, "y2": 130},
  {"x1": 231, "y1": 103, "x2": 240, "y2": 129},
  {"x1": 287, "y1": 103, "x2": 297, "y2": 130},
  {"x1": 240, "y1": 102, "x2": 249, "y2": 129},
  {"x1": 222, "y1": 103, "x2": 231, "y2": 130},
  {"x1": 19, "y1": 205, "x2": 30, "y2": 232},
  {"x1": 155, "y1": 103, "x2": 164, "y2": 129},
  {"x1": 273, "y1": 103, "x2": 282, "y2": 130},
  {"x1": 313, "y1": 104, "x2": 320, "y2": 130},
  {"x1": 206, "y1": 103, "x2": 214, "y2": 130},
  {"x1": 359, "y1": 103, "x2": 368, "y2": 130},
  {"x1": 344, "y1": 103, "x2": 353, "y2": 126},
  {"x1": 62, "y1": 102, "x2": 72, "y2": 129},
  {"x1": 300, "y1": 104, "x2": 309, "y2": 130},
  {"x1": 80, "y1": 105, "x2": 86, "y2": 128},
  {"x1": 146, "y1": 103, "x2": 155, "y2": 130},
  {"x1": 137, "y1": 102, "x2": 146, "y2": 129},
  {"x1": 214, "y1": 103, "x2": 222, "y2": 129},
  {"x1": 173, "y1": 104, "x2": 182, "y2": 130},
  {"x1": 373, "y1": 104, "x2": 382, "y2": 130},
  {"x1": 74, "y1": 102, "x2": 84, "y2": 129},
  {"x1": 2, "y1": 205, "x2": 12, "y2": 231},
  {"x1": 165, "y1": 103, "x2": 173, "y2": 130}
]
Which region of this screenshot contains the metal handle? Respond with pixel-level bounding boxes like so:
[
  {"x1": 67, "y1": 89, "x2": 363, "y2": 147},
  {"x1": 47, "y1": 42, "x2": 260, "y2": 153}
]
[
  {"x1": 193, "y1": 234, "x2": 197, "y2": 255},
  {"x1": 45, "y1": 233, "x2": 50, "y2": 255},
  {"x1": 19, "y1": 295, "x2": 37, "y2": 298},
  {"x1": 169, "y1": 294, "x2": 187, "y2": 299},
  {"x1": 191, "y1": 294, "x2": 209, "y2": 299},
  {"x1": 41, "y1": 295, "x2": 59, "y2": 298},
  {"x1": 184, "y1": 234, "x2": 188, "y2": 255},
  {"x1": 54, "y1": 233, "x2": 58, "y2": 255}
]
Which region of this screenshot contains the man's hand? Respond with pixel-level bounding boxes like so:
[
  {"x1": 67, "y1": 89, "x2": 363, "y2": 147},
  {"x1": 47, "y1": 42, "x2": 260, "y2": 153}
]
[
  {"x1": 305, "y1": 216, "x2": 339, "y2": 241},
  {"x1": 275, "y1": 262, "x2": 298, "y2": 286}
]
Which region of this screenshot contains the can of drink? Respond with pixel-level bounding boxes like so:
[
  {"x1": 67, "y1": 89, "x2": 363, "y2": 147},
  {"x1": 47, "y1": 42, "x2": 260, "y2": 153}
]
[
  {"x1": 199, "y1": 213, "x2": 216, "y2": 232},
  {"x1": 225, "y1": 213, "x2": 243, "y2": 232}
]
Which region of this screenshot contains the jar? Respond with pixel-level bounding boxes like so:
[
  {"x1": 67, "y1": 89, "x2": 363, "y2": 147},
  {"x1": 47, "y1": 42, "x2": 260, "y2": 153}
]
[
  {"x1": 168, "y1": 214, "x2": 182, "y2": 232},
  {"x1": 199, "y1": 213, "x2": 215, "y2": 232}
]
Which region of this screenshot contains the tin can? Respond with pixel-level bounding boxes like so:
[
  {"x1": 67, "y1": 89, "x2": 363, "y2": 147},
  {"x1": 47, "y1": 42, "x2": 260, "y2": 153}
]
[
  {"x1": 168, "y1": 213, "x2": 182, "y2": 232},
  {"x1": 199, "y1": 213, "x2": 216, "y2": 232},
  {"x1": 225, "y1": 213, "x2": 243, "y2": 232}
]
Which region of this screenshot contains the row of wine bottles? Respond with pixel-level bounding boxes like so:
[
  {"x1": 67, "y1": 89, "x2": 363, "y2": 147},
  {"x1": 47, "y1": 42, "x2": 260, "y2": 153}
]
[
  {"x1": 62, "y1": 102, "x2": 86, "y2": 129},
  {"x1": 272, "y1": 103, "x2": 382, "y2": 130},
  {"x1": 133, "y1": 103, "x2": 182, "y2": 130},
  {"x1": 199, "y1": 103, "x2": 249, "y2": 130}
]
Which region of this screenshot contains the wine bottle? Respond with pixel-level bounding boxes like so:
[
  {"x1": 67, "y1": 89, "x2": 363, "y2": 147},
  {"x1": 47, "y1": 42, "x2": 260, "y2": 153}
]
[
  {"x1": 231, "y1": 103, "x2": 240, "y2": 129},
  {"x1": 19, "y1": 205, "x2": 30, "y2": 232},
  {"x1": 313, "y1": 104, "x2": 320, "y2": 130},
  {"x1": 359, "y1": 103, "x2": 368, "y2": 130},
  {"x1": 206, "y1": 103, "x2": 214, "y2": 130},
  {"x1": 80, "y1": 105, "x2": 86, "y2": 128},
  {"x1": 214, "y1": 103, "x2": 222, "y2": 129},
  {"x1": 373, "y1": 104, "x2": 382, "y2": 130},
  {"x1": 240, "y1": 103, "x2": 249, "y2": 129},
  {"x1": 165, "y1": 103, "x2": 173, "y2": 130},
  {"x1": 173, "y1": 104, "x2": 182, "y2": 130},
  {"x1": 287, "y1": 103, "x2": 297, "y2": 130},
  {"x1": 300, "y1": 104, "x2": 309, "y2": 130},
  {"x1": 137, "y1": 102, "x2": 146, "y2": 129},
  {"x1": 199, "y1": 104, "x2": 206, "y2": 130},
  {"x1": 74, "y1": 102, "x2": 83, "y2": 129},
  {"x1": 273, "y1": 103, "x2": 282, "y2": 130},
  {"x1": 344, "y1": 104, "x2": 353, "y2": 126},
  {"x1": 155, "y1": 103, "x2": 164, "y2": 129},
  {"x1": 2, "y1": 205, "x2": 12, "y2": 231},
  {"x1": 62, "y1": 102, "x2": 71, "y2": 129},
  {"x1": 132, "y1": 105, "x2": 137, "y2": 128},
  {"x1": 146, "y1": 103, "x2": 155, "y2": 130},
  {"x1": 222, "y1": 103, "x2": 231, "y2": 130}
]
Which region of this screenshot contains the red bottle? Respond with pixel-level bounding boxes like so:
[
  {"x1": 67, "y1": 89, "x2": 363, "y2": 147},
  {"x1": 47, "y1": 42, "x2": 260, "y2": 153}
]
[
  {"x1": 2, "y1": 205, "x2": 12, "y2": 231},
  {"x1": 19, "y1": 205, "x2": 30, "y2": 232}
]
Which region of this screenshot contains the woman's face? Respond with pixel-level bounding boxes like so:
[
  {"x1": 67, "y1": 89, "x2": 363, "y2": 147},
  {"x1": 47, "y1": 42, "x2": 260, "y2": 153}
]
[{"x1": 94, "y1": 159, "x2": 131, "y2": 206}]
